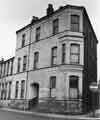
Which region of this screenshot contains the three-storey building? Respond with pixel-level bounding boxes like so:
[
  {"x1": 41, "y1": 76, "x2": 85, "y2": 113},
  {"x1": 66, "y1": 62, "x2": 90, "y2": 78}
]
[{"x1": 0, "y1": 4, "x2": 98, "y2": 112}]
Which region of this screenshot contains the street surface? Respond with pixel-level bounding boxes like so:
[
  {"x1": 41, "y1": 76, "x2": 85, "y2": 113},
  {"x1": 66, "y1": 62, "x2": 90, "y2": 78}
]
[
  {"x1": 0, "y1": 109, "x2": 98, "y2": 120},
  {"x1": 0, "y1": 110, "x2": 70, "y2": 120}
]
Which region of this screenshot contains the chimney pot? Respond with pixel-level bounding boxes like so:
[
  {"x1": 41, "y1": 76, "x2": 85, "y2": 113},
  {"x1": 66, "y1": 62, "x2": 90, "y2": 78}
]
[
  {"x1": 47, "y1": 4, "x2": 54, "y2": 16},
  {"x1": 31, "y1": 16, "x2": 39, "y2": 24}
]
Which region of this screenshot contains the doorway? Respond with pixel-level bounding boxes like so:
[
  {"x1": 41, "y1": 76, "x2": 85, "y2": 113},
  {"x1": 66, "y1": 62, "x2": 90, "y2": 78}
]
[
  {"x1": 69, "y1": 76, "x2": 79, "y2": 99},
  {"x1": 32, "y1": 83, "x2": 39, "y2": 99},
  {"x1": 30, "y1": 83, "x2": 39, "y2": 108}
]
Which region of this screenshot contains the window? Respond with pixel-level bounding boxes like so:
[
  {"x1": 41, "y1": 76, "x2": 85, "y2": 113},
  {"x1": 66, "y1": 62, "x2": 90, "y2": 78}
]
[
  {"x1": 53, "y1": 19, "x2": 59, "y2": 35},
  {"x1": 23, "y1": 56, "x2": 27, "y2": 71},
  {"x1": 34, "y1": 52, "x2": 39, "y2": 69},
  {"x1": 7, "y1": 62, "x2": 9, "y2": 76},
  {"x1": 17, "y1": 57, "x2": 21, "y2": 73},
  {"x1": 71, "y1": 15, "x2": 80, "y2": 32},
  {"x1": 4, "y1": 83, "x2": 7, "y2": 100},
  {"x1": 50, "y1": 76, "x2": 56, "y2": 97},
  {"x1": 36, "y1": 27, "x2": 40, "y2": 41},
  {"x1": 69, "y1": 76, "x2": 79, "y2": 99},
  {"x1": 70, "y1": 44, "x2": 80, "y2": 64},
  {"x1": 20, "y1": 80, "x2": 25, "y2": 99},
  {"x1": 15, "y1": 81, "x2": 19, "y2": 98},
  {"x1": 10, "y1": 59, "x2": 13, "y2": 75},
  {"x1": 3, "y1": 63, "x2": 6, "y2": 77},
  {"x1": 0, "y1": 65, "x2": 1, "y2": 78},
  {"x1": 1, "y1": 83, "x2": 4, "y2": 100},
  {"x1": 0, "y1": 63, "x2": 3, "y2": 78},
  {"x1": 22, "y1": 34, "x2": 26, "y2": 47},
  {"x1": 8, "y1": 82, "x2": 12, "y2": 100},
  {"x1": 50, "y1": 76, "x2": 56, "y2": 89},
  {"x1": 51, "y1": 47, "x2": 57, "y2": 66},
  {"x1": 62, "y1": 44, "x2": 66, "y2": 64}
]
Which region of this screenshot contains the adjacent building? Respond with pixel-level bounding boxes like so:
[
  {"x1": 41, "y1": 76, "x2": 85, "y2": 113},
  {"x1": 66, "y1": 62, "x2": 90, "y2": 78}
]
[{"x1": 0, "y1": 4, "x2": 98, "y2": 113}]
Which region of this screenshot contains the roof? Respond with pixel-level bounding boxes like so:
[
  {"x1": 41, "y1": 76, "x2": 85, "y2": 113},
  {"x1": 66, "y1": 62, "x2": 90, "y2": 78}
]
[
  {"x1": 16, "y1": 4, "x2": 98, "y2": 42},
  {"x1": 16, "y1": 4, "x2": 84, "y2": 33}
]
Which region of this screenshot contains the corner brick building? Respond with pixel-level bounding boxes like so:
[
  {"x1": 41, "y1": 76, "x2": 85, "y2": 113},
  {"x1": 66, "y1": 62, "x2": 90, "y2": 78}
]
[{"x1": 0, "y1": 4, "x2": 98, "y2": 113}]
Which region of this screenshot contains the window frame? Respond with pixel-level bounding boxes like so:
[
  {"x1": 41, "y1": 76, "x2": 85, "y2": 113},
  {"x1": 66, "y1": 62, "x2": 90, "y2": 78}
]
[
  {"x1": 71, "y1": 15, "x2": 80, "y2": 32},
  {"x1": 15, "y1": 81, "x2": 19, "y2": 98},
  {"x1": 36, "y1": 27, "x2": 41, "y2": 41},
  {"x1": 62, "y1": 43, "x2": 66, "y2": 64},
  {"x1": 51, "y1": 47, "x2": 57, "y2": 66},
  {"x1": 21, "y1": 34, "x2": 26, "y2": 48},
  {"x1": 17, "y1": 57, "x2": 21, "y2": 73},
  {"x1": 10, "y1": 59, "x2": 13, "y2": 75},
  {"x1": 69, "y1": 75, "x2": 79, "y2": 99},
  {"x1": 23, "y1": 55, "x2": 27, "y2": 71},
  {"x1": 70, "y1": 43, "x2": 80, "y2": 64},
  {"x1": 53, "y1": 19, "x2": 59, "y2": 35},
  {"x1": 50, "y1": 76, "x2": 56, "y2": 97},
  {"x1": 34, "y1": 52, "x2": 39, "y2": 69},
  {"x1": 8, "y1": 81, "x2": 12, "y2": 100},
  {"x1": 20, "y1": 80, "x2": 25, "y2": 99}
]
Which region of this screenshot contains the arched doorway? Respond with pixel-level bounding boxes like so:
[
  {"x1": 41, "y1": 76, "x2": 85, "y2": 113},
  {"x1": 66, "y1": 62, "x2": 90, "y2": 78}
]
[
  {"x1": 29, "y1": 83, "x2": 39, "y2": 108},
  {"x1": 31, "y1": 83, "x2": 39, "y2": 99},
  {"x1": 32, "y1": 83, "x2": 39, "y2": 99}
]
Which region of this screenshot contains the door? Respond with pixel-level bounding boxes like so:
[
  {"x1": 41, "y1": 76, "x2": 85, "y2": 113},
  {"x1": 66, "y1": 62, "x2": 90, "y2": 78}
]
[{"x1": 69, "y1": 76, "x2": 79, "y2": 99}]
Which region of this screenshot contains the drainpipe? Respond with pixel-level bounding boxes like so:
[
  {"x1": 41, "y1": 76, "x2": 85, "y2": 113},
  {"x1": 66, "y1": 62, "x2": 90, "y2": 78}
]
[
  {"x1": 63, "y1": 72, "x2": 66, "y2": 111},
  {"x1": 24, "y1": 24, "x2": 32, "y2": 110}
]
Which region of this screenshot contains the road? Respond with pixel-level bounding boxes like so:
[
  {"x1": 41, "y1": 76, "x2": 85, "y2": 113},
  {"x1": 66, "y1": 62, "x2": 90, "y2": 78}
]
[
  {"x1": 0, "y1": 109, "x2": 98, "y2": 120},
  {"x1": 0, "y1": 110, "x2": 67, "y2": 120}
]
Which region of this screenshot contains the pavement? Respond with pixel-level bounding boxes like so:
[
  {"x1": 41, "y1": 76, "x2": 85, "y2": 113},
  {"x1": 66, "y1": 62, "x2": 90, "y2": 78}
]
[{"x1": 0, "y1": 107, "x2": 100, "y2": 120}]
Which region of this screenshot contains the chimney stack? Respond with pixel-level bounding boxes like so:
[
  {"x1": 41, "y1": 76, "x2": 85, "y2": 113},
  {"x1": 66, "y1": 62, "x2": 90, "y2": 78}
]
[
  {"x1": 31, "y1": 16, "x2": 39, "y2": 24},
  {"x1": 47, "y1": 4, "x2": 54, "y2": 16}
]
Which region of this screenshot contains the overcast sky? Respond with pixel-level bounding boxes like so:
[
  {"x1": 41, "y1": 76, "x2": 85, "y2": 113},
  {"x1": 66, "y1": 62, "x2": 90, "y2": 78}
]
[{"x1": 0, "y1": 0, "x2": 100, "y2": 79}]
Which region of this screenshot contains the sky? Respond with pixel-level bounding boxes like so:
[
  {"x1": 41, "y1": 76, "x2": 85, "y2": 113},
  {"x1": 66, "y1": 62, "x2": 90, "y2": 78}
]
[{"x1": 0, "y1": 0, "x2": 100, "y2": 79}]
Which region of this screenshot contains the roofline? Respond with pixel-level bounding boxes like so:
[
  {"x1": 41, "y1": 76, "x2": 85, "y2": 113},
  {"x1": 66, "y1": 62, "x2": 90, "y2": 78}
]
[
  {"x1": 16, "y1": 4, "x2": 85, "y2": 34},
  {"x1": 82, "y1": 7, "x2": 98, "y2": 43},
  {"x1": 3, "y1": 57, "x2": 15, "y2": 63}
]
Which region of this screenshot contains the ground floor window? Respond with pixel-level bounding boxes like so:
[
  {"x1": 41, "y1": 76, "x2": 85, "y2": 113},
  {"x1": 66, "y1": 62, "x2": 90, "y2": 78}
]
[
  {"x1": 50, "y1": 76, "x2": 56, "y2": 97},
  {"x1": 69, "y1": 76, "x2": 79, "y2": 99},
  {"x1": 8, "y1": 82, "x2": 12, "y2": 100},
  {"x1": 1, "y1": 83, "x2": 4, "y2": 100},
  {"x1": 15, "y1": 81, "x2": 19, "y2": 98},
  {"x1": 4, "y1": 83, "x2": 7, "y2": 100},
  {"x1": 20, "y1": 80, "x2": 25, "y2": 99}
]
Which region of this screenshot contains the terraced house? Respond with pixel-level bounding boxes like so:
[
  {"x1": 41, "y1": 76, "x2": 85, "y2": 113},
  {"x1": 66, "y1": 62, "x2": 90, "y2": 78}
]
[{"x1": 0, "y1": 4, "x2": 98, "y2": 113}]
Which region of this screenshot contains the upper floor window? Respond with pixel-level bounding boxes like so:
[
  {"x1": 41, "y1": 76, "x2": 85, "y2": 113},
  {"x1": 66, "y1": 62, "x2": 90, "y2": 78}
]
[
  {"x1": 23, "y1": 56, "x2": 27, "y2": 71},
  {"x1": 36, "y1": 27, "x2": 40, "y2": 41},
  {"x1": 21, "y1": 34, "x2": 26, "y2": 48},
  {"x1": 3, "y1": 63, "x2": 6, "y2": 77},
  {"x1": 20, "y1": 80, "x2": 25, "y2": 99},
  {"x1": 70, "y1": 44, "x2": 80, "y2": 64},
  {"x1": 51, "y1": 47, "x2": 57, "y2": 66},
  {"x1": 34, "y1": 52, "x2": 39, "y2": 69},
  {"x1": 62, "y1": 44, "x2": 66, "y2": 64},
  {"x1": 10, "y1": 59, "x2": 14, "y2": 75},
  {"x1": 17, "y1": 57, "x2": 21, "y2": 73},
  {"x1": 71, "y1": 15, "x2": 80, "y2": 32},
  {"x1": 7, "y1": 62, "x2": 9, "y2": 76},
  {"x1": 53, "y1": 19, "x2": 59, "y2": 35}
]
